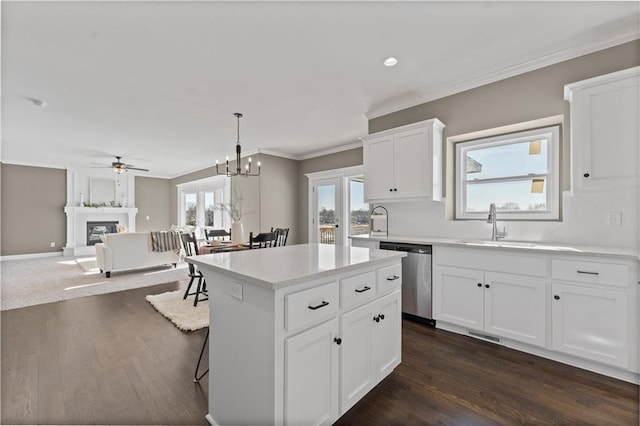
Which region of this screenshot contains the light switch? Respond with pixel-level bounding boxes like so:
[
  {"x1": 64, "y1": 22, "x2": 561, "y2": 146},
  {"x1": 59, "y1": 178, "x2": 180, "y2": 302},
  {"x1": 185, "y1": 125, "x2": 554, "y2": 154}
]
[
  {"x1": 607, "y1": 211, "x2": 622, "y2": 227},
  {"x1": 231, "y1": 283, "x2": 243, "y2": 300}
]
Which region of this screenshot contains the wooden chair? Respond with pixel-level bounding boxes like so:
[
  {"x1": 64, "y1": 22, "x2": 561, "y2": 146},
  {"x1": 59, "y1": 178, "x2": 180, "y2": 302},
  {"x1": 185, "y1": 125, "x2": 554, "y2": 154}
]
[
  {"x1": 270, "y1": 227, "x2": 290, "y2": 247},
  {"x1": 249, "y1": 232, "x2": 277, "y2": 249},
  {"x1": 205, "y1": 228, "x2": 231, "y2": 241},
  {"x1": 180, "y1": 232, "x2": 208, "y2": 306}
]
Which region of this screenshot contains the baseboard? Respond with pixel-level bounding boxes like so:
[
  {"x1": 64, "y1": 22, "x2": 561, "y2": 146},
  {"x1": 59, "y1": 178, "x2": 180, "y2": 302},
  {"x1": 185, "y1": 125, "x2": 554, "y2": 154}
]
[
  {"x1": 0, "y1": 251, "x2": 63, "y2": 261},
  {"x1": 205, "y1": 413, "x2": 217, "y2": 425}
]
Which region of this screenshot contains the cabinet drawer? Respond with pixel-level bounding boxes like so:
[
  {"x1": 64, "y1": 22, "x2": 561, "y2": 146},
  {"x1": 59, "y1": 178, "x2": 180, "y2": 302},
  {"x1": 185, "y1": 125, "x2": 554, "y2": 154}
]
[
  {"x1": 341, "y1": 271, "x2": 377, "y2": 309},
  {"x1": 552, "y1": 259, "x2": 629, "y2": 288},
  {"x1": 285, "y1": 281, "x2": 339, "y2": 331},
  {"x1": 377, "y1": 263, "x2": 402, "y2": 294}
]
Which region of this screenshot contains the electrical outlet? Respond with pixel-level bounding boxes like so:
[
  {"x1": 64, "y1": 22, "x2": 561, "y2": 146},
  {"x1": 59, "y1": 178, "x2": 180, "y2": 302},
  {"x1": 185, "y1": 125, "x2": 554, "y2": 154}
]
[
  {"x1": 50, "y1": 242, "x2": 55, "y2": 247},
  {"x1": 607, "y1": 211, "x2": 622, "y2": 227},
  {"x1": 231, "y1": 283, "x2": 243, "y2": 300}
]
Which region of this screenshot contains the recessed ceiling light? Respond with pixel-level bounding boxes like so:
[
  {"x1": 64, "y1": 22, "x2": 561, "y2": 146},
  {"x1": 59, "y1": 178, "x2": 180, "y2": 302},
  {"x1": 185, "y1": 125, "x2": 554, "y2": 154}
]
[{"x1": 383, "y1": 57, "x2": 398, "y2": 67}]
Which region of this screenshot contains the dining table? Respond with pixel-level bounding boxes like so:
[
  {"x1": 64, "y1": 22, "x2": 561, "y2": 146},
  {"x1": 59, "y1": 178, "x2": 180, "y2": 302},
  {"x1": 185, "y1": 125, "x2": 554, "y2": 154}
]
[{"x1": 198, "y1": 241, "x2": 252, "y2": 254}]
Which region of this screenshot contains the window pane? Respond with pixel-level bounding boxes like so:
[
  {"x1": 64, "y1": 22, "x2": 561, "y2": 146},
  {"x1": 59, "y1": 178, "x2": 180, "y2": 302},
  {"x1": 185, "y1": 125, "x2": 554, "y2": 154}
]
[
  {"x1": 185, "y1": 193, "x2": 197, "y2": 226},
  {"x1": 317, "y1": 184, "x2": 336, "y2": 244},
  {"x1": 204, "y1": 192, "x2": 215, "y2": 226},
  {"x1": 349, "y1": 178, "x2": 369, "y2": 236},
  {"x1": 466, "y1": 180, "x2": 547, "y2": 213},
  {"x1": 466, "y1": 139, "x2": 548, "y2": 180}
]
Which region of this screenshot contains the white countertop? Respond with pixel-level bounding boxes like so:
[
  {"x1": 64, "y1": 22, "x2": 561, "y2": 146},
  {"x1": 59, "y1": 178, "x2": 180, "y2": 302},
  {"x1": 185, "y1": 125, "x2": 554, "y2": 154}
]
[
  {"x1": 351, "y1": 234, "x2": 640, "y2": 260},
  {"x1": 187, "y1": 243, "x2": 406, "y2": 290}
]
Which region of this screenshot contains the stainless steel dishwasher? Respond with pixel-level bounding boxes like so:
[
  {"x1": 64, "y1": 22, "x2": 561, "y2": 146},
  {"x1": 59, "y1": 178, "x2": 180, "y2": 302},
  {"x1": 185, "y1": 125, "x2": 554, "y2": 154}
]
[{"x1": 379, "y1": 242, "x2": 434, "y2": 325}]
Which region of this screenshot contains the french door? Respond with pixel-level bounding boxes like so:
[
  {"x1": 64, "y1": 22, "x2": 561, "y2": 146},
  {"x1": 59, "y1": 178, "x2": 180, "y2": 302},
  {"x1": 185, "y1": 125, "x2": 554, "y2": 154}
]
[{"x1": 312, "y1": 177, "x2": 343, "y2": 245}]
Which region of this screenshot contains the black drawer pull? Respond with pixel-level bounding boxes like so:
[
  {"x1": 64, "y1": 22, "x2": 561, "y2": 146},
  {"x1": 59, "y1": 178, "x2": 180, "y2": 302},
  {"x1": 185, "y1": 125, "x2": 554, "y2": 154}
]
[
  {"x1": 387, "y1": 275, "x2": 400, "y2": 281},
  {"x1": 577, "y1": 270, "x2": 599, "y2": 276},
  {"x1": 308, "y1": 301, "x2": 329, "y2": 310},
  {"x1": 355, "y1": 286, "x2": 371, "y2": 293},
  {"x1": 334, "y1": 337, "x2": 342, "y2": 345},
  {"x1": 554, "y1": 295, "x2": 560, "y2": 300}
]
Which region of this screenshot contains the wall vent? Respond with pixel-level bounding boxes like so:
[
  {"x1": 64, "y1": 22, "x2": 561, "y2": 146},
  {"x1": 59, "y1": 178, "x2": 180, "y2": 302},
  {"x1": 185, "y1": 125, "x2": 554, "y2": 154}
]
[{"x1": 468, "y1": 331, "x2": 500, "y2": 343}]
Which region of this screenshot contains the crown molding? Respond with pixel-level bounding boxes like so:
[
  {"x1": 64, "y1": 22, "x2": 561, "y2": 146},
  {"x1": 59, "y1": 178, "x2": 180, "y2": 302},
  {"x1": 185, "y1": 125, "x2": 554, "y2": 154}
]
[
  {"x1": 366, "y1": 30, "x2": 640, "y2": 119},
  {"x1": 296, "y1": 141, "x2": 363, "y2": 161},
  {"x1": 0, "y1": 159, "x2": 67, "y2": 170}
]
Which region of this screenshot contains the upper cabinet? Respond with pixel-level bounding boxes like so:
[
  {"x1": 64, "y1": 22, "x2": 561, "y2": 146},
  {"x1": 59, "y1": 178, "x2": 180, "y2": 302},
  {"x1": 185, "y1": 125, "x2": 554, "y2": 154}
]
[
  {"x1": 363, "y1": 118, "x2": 445, "y2": 202},
  {"x1": 564, "y1": 67, "x2": 639, "y2": 194}
]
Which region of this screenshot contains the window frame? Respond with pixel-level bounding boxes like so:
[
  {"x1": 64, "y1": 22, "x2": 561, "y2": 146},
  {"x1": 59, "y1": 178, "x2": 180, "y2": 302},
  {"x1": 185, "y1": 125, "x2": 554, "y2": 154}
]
[
  {"x1": 177, "y1": 176, "x2": 231, "y2": 232},
  {"x1": 455, "y1": 124, "x2": 561, "y2": 221}
]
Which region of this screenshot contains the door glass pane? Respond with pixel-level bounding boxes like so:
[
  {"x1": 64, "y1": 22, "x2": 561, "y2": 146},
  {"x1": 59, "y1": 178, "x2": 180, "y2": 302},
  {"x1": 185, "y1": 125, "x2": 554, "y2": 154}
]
[
  {"x1": 349, "y1": 178, "x2": 369, "y2": 236},
  {"x1": 317, "y1": 184, "x2": 336, "y2": 244},
  {"x1": 204, "y1": 192, "x2": 215, "y2": 226},
  {"x1": 185, "y1": 193, "x2": 197, "y2": 226}
]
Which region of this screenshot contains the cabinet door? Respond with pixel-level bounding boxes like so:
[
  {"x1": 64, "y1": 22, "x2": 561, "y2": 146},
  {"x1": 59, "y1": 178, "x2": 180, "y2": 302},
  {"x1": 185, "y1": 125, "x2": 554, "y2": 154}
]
[
  {"x1": 570, "y1": 72, "x2": 639, "y2": 192},
  {"x1": 363, "y1": 134, "x2": 395, "y2": 201},
  {"x1": 484, "y1": 273, "x2": 546, "y2": 347},
  {"x1": 340, "y1": 301, "x2": 375, "y2": 414},
  {"x1": 433, "y1": 266, "x2": 484, "y2": 330},
  {"x1": 373, "y1": 290, "x2": 402, "y2": 378},
  {"x1": 285, "y1": 319, "x2": 339, "y2": 426},
  {"x1": 551, "y1": 283, "x2": 628, "y2": 368},
  {"x1": 393, "y1": 127, "x2": 429, "y2": 198}
]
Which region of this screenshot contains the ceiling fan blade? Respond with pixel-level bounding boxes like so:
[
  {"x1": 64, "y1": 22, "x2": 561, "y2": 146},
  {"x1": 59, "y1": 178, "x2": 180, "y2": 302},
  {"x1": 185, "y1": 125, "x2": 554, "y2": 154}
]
[
  {"x1": 125, "y1": 167, "x2": 150, "y2": 172},
  {"x1": 91, "y1": 165, "x2": 112, "y2": 168}
]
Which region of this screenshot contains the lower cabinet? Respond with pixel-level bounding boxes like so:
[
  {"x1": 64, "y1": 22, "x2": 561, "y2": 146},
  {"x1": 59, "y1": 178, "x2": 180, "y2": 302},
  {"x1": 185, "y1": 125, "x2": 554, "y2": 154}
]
[
  {"x1": 339, "y1": 290, "x2": 401, "y2": 413},
  {"x1": 285, "y1": 318, "x2": 340, "y2": 426},
  {"x1": 434, "y1": 266, "x2": 546, "y2": 346},
  {"x1": 551, "y1": 283, "x2": 629, "y2": 368}
]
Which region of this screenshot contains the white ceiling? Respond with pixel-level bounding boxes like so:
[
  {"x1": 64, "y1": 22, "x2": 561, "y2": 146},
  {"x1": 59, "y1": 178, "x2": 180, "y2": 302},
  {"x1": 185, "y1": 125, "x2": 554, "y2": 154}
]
[{"x1": 2, "y1": 1, "x2": 638, "y2": 178}]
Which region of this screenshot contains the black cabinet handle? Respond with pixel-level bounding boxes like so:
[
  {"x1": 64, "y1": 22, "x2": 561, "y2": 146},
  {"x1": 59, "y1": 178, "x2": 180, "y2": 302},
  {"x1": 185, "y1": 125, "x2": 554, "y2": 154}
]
[
  {"x1": 394, "y1": 188, "x2": 398, "y2": 191},
  {"x1": 554, "y1": 295, "x2": 560, "y2": 300},
  {"x1": 355, "y1": 286, "x2": 371, "y2": 293},
  {"x1": 373, "y1": 315, "x2": 380, "y2": 323},
  {"x1": 389, "y1": 188, "x2": 393, "y2": 192},
  {"x1": 577, "y1": 270, "x2": 599, "y2": 276},
  {"x1": 387, "y1": 275, "x2": 400, "y2": 281},
  {"x1": 334, "y1": 337, "x2": 342, "y2": 345},
  {"x1": 583, "y1": 173, "x2": 590, "y2": 178},
  {"x1": 477, "y1": 283, "x2": 482, "y2": 287},
  {"x1": 379, "y1": 314, "x2": 385, "y2": 321},
  {"x1": 485, "y1": 284, "x2": 490, "y2": 289},
  {"x1": 308, "y1": 301, "x2": 329, "y2": 310}
]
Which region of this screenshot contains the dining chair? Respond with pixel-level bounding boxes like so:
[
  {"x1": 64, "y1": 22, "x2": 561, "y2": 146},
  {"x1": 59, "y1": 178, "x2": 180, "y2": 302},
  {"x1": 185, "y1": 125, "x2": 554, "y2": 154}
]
[
  {"x1": 180, "y1": 232, "x2": 208, "y2": 306},
  {"x1": 270, "y1": 227, "x2": 290, "y2": 247},
  {"x1": 205, "y1": 228, "x2": 231, "y2": 241},
  {"x1": 249, "y1": 232, "x2": 277, "y2": 249}
]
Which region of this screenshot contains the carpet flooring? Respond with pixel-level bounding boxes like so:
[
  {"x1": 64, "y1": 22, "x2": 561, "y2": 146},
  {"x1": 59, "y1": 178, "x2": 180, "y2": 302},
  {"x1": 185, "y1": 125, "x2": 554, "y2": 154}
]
[
  {"x1": 146, "y1": 290, "x2": 209, "y2": 331},
  {"x1": 1, "y1": 255, "x2": 189, "y2": 311}
]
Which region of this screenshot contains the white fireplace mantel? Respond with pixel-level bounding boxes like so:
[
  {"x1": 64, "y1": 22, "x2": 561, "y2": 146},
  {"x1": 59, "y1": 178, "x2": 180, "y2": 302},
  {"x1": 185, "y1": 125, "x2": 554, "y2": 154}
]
[{"x1": 63, "y1": 169, "x2": 138, "y2": 256}]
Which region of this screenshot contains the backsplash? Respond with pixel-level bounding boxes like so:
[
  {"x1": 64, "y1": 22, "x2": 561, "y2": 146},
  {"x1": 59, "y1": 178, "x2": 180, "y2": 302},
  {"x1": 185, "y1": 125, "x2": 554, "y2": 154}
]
[{"x1": 381, "y1": 189, "x2": 638, "y2": 249}]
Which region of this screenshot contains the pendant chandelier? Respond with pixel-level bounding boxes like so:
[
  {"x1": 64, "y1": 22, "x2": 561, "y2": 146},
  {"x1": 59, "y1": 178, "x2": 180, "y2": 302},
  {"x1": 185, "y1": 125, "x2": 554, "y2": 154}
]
[{"x1": 215, "y1": 112, "x2": 260, "y2": 178}]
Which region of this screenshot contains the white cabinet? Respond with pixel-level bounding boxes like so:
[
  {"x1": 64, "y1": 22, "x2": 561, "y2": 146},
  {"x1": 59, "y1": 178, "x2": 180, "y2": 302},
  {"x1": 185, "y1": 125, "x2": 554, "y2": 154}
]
[
  {"x1": 285, "y1": 318, "x2": 340, "y2": 426},
  {"x1": 551, "y1": 283, "x2": 628, "y2": 368},
  {"x1": 350, "y1": 238, "x2": 379, "y2": 250},
  {"x1": 434, "y1": 265, "x2": 546, "y2": 347},
  {"x1": 340, "y1": 290, "x2": 401, "y2": 413},
  {"x1": 550, "y1": 256, "x2": 636, "y2": 369},
  {"x1": 564, "y1": 67, "x2": 639, "y2": 193},
  {"x1": 363, "y1": 118, "x2": 444, "y2": 202}
]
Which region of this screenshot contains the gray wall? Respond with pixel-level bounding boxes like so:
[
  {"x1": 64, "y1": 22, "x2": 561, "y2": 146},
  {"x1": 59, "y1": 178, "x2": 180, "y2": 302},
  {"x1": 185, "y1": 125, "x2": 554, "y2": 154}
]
[
  {"x1": 297, "y1": 148, "x2": 363, "y2": 243},
  {"x1": 370, "y1": 39, "x2": 640, "y2": 195},
  {"x1": 135, "y1": 176, "x2": 172, "y2": 232},
  {"x1": 1, "y1": 163, "x2": 67, "y2": 256}
]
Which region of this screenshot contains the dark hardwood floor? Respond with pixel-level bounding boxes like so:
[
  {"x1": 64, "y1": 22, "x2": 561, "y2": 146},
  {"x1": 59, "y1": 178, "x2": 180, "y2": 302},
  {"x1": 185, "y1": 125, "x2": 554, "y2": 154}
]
[{"x1": 2, "y1": 284, "x2": 638, "y2": 425}]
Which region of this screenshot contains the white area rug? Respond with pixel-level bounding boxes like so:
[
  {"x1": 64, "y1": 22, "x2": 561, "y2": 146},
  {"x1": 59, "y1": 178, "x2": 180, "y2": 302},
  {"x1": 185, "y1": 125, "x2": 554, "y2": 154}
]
[
  {"x1": 146, "y1": 290, "x2": 209, "y2": 331},
  {"x1": 1, "y1": 255, "x2": 189, "y2": 311}
]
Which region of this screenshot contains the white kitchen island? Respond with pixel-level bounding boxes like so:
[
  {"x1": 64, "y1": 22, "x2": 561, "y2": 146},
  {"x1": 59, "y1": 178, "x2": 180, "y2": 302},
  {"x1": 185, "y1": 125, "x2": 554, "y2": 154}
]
[{"x1": 187, "y1": 243, "x2": 406, "y2": 426}]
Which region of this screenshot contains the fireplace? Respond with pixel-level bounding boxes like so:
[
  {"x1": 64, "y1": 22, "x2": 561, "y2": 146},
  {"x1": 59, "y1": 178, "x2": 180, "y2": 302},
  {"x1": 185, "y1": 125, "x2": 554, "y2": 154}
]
[{"x1": 87, "y1": 221, "x2": 118, "y2": 246}]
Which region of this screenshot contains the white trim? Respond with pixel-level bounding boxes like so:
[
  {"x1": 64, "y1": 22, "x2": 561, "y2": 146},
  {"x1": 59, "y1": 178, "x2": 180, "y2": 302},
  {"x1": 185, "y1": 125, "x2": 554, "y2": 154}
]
[
  {"x1": 0, "y1": 159, "x2": 67, "y2": 170},
  {"x1": 0, "y1": 251, "x2": 63, "y2": 261},
  {"x1": 564, "y1": 66, "x2": 640, "y2": 102},
  {"x1": 205, "y1": 413, "x2": 217, "y2": 425},
  {"x1": 296, "y1": 141, "x2": 363, "y2": 161},
  {"x1": 447, "y1": 115, "x2": 563, "y2": 144},
  {"x1": 362, "y1": 118, "x2": 445, "y2": 140},
  {"x1": 366, "y1": 32, "x2": 640, "y2": 119}
]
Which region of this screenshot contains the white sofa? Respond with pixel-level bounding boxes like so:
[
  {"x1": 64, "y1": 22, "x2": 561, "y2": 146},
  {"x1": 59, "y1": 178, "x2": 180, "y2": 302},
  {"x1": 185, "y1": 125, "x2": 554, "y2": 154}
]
[{"x1": 95, "y1": 232, "x2": 180, "y2": 278}]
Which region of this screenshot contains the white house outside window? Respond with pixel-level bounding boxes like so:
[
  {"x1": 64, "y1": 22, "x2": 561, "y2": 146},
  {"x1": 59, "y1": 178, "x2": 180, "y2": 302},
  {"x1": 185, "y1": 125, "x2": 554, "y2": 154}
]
[{"x1": 455, "y1": 125, "x2": 560, "y2": 220}]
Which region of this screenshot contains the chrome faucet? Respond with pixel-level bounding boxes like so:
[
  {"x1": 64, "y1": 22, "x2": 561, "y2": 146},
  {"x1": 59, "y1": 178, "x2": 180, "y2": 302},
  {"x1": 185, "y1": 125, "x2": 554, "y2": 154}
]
[{"x1": 487, "y1": 203, "x2": 506, "y2": 241}]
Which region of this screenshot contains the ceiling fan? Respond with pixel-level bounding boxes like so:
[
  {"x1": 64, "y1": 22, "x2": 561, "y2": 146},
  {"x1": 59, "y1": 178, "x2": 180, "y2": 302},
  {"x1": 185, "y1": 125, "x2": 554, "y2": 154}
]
[{"x1": 92, "y1": 156, "x2": 150, "y2": 174}]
